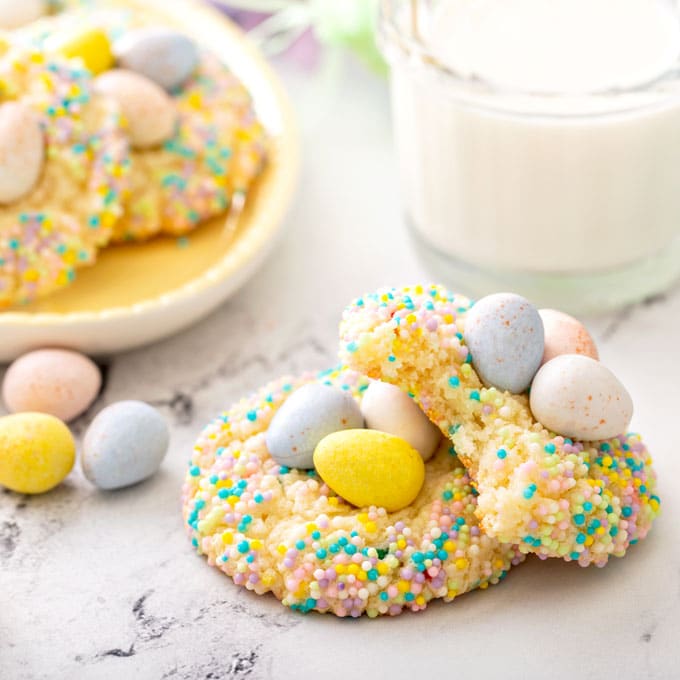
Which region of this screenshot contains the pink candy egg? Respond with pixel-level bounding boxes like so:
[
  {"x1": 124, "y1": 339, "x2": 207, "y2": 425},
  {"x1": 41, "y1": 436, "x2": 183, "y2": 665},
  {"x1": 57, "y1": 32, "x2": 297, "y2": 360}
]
[
  {"x1": 2, "y1": 349, "x2": 101, "y2": 422},
  {"x1": 539, "y1": 309, "x2": 599, "y2": 365},
  {"x1": 94, "y1": 69, "x2": 177, "y2": 149}
]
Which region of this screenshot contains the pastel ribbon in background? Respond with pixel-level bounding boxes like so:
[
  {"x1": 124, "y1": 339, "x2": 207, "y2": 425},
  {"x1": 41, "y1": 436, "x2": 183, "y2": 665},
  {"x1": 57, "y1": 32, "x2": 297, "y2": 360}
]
[{"x1": 214, "y1": 0, "x2": 384, "y2": 72}]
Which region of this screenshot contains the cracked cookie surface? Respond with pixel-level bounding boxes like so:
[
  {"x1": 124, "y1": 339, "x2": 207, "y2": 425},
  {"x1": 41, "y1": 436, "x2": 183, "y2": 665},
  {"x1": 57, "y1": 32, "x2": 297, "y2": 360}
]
[{"x1": 339, "y1": 284, "x2": 660, "y2": 566}]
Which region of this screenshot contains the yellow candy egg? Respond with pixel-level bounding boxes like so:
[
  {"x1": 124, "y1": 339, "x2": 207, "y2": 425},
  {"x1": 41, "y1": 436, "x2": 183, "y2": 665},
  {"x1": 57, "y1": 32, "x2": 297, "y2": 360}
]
[
  {"x1": 54, "y1": 27, "x2": 113, "y2": 75},
  {"x1": 313, "y1": 429, "x2": 425, "y2": 512},
  {"x1": 0, "y1": 413, "x2": 75, "y2": 494}
]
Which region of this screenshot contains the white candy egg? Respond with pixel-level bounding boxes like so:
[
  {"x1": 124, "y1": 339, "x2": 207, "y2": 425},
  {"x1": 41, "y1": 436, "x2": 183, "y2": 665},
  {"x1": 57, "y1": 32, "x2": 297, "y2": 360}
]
[
  {"x1": 360, "y1": 381, "x2": 441, "y2": 461},
  {"x1": 0, "y1": 102, "x2": 44, "y2": 204},
  {"x1": 530, "y1": 354, "x2": 633, "y2": 441}
]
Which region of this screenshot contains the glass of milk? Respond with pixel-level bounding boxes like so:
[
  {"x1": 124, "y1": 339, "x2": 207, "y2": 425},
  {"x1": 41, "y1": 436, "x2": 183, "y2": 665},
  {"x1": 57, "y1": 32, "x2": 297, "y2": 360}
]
[{"x1": 379, "y1": 0, "x2": 680, "y2": 312}]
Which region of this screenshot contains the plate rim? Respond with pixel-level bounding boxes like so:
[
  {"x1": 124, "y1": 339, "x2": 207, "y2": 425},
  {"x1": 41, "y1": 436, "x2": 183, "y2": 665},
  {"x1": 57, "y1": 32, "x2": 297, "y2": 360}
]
[{"x1": 0, "y1": 0, "x2": 299, "y2": 327}]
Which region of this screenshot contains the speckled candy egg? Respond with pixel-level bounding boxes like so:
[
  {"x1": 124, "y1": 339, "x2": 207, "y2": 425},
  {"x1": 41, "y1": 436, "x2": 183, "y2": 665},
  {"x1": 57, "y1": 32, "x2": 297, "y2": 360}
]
[
  {"x1": 2, "y1": 349, "x2": 101, "y2": 422},
  {"x1": 360, "y1": 381, "x2": 441, "y2": 461},
  {"x1": 0, "y1": 412, "x2": 75, "y2": 494},
  {"x1": 93, "y1": 69, "x2": 177, "y2": 149},
  {"x1": 266, "y1": 383, "x2": 364, "y2": 469},
  {"x1": 82, "y1": 401, "x2": 169, "y2": 490},
  {"x1": 0, "y1": 102, "x2": 44, "y2": 205},
  {"x1": 464, "y1": 292, "x2": 544, "y2": 393},
  {"x1": 114, "y1": 27, "x2": 199, "y2": 91},
  {"x1": 530, "y1": 354, "x2": 633, "y2": 440},
  {"x1": 0, "y1": 0, "x2": 45, "y2": 29},
  {"x1": 314, "y1": 429, "x2": 425, "y2": 512},
  {"x1": 539, "y1": 309, "x2": 599, "y2": 365}
]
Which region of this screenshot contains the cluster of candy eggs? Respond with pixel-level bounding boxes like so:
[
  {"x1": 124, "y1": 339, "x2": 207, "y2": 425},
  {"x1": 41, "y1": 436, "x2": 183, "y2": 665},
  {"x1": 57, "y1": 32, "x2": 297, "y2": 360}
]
[
  {"x1": 266, "y1": 380, "x2": 442, "y2": 512},
  {"x1": 464, "y1": 293, "x2": 632, "y2": 440},
  {"x1": 268, "y1": 293, "x2": 631, "y2": 514},
  {"x1": 0, "y1": 348, "x2": 169, "y2": 495},
  {"x1": 0, "y1": 22, "x2": 199, "y2": 206},
  {"x1": 53, "y1": 25, "x2": 199, "y2": 150}
]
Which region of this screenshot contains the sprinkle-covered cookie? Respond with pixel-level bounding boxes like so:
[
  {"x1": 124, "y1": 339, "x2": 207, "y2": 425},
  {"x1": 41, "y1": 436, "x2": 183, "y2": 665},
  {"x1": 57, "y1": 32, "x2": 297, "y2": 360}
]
[
  {"x1": 113, "y1": 49, "x2": 266, "y2": 240},
  {"x1": 339, "y1": 285, "x2": 660, "y2": 567},
  {"x1": 0, "y1": 39, "x2": 129, "y2": 307},
  {"x1": 24, "y1": 6, "x2": 267, "y2": 242},
  {"x1": 182, "y1": 368, "x2": 524, "y2": 617}
]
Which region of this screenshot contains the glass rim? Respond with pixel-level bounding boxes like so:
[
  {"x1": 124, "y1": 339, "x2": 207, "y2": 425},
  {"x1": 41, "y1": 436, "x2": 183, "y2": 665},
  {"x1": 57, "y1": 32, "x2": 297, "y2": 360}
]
[{"x1": 378, "y1": 0, "x2": 680, "y2": 103}]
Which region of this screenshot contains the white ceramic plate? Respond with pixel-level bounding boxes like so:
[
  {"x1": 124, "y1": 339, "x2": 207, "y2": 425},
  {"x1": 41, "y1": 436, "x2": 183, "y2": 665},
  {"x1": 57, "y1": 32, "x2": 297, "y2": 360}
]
[{"x1": 0, "y1": 0, "x2": 299, "y2": 361}]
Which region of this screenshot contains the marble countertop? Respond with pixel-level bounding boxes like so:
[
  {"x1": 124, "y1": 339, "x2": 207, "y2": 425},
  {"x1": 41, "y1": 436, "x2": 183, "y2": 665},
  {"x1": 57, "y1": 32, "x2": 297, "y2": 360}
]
[{"x1": 2, "y1": 51, "x2": 679, "y2": 680}]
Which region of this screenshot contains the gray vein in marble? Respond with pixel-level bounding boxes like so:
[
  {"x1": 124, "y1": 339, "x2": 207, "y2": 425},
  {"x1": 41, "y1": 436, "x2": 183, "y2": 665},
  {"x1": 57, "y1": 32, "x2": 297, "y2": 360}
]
[
  {"x1": 600, "y1": 306, "x2": 634, "y2": 342},
  {"x1": 92, "y1": 590, "x2": 179, "y2": 661},
  {"x1": 599, "y1": 285, "x2": 675, "y2": 342},
  {"x1": 0, "y1": 517, "x2": 20, "y2": 562},
  {"x1": 141, "y1": 330, "x2": 334, "y2": 428},
  {"x1": 159, "y1": 644, "x2": 263, "y2": 680}
]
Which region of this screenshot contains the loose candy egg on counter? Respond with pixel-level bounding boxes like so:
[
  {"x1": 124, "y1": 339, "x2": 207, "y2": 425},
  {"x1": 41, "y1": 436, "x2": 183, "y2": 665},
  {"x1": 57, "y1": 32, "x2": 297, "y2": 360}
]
[
  {"x1": 360, "y1": 380, "x2": 441, "y2": 461},
  {"x1": 114, "y1": 27, "x2": 199, "y2": 91},
  {"x1": 313, "y1": 429, "x2": 425, "y2": 512},
  {"x1": 463, "y1": 292, "x2": 544, "y2": 393},
  {"x1": 0, "y1": 413, "x2": 75, "y2": 494},
  {"x1": 93, "y1": 70, "x2": 177, "y2": 149},
  {"x1": 3, "y1": 349, "x2": 101, "y2": 422},
  {"x1": 82, "y1": 401, "x2": 169, "y2": 490},
  {"x1": 530, "y1": 354, "x2": 633, "y2": 441},
  {"x1": 266, "y1": 383, "x2": 363, "y2": 469},
  {"x1": 52, "y1": 27, "x2": 114, "y2": 75},
  {"x1": 0, "y1": 102, "x2": 44, "y2": 205},
  {"x1": 0, "y1": 0, "x2": 46, "y2": 29},
  {"x1": 539, "y1": 309, "x2": 599, "y2": 365}
]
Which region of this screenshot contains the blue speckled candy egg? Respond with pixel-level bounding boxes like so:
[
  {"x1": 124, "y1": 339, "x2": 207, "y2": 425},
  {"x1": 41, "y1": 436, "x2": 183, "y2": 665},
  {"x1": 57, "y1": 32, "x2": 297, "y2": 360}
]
[
  {"x1": 82, "y1": 401, "x2": 170, "y2": 490},
  {"x1": 114, "y1": 27, "x2": 199, "y2": 91},
  {"x1": 464, "y1": 293, "x2": 544, "y2": 393},
  {"x1": 266, "y1": 383, "x2": 364, "y2": 469}
]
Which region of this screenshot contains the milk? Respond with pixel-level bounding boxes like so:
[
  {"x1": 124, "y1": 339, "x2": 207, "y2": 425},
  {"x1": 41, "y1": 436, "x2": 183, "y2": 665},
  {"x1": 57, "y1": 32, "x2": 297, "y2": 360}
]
[
  {"x1": 382, "y1": 0, "x2": 680, "y2": 285},
  {"x1": 428, "y1": 0, "x2": 680, "y2": 94}
]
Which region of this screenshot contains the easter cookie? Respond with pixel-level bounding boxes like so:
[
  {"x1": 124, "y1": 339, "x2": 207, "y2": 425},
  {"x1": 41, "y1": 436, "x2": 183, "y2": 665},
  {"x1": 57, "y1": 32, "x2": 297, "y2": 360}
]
[
  {"x1": 26, "y1": 9, "x2": 267, "y2": 241},
  {"x1": 182, "y1": 368, "x2": 524, "y2": 617},
  {"x1": 108, "y1": 49, "x2": 266, "y2": 241},
  {"x1": 339, "y1": 285, "x2": 659, "y2": 567},
  {"x1": 0, "y1": 39, "x2": 129, "y2": 307}
]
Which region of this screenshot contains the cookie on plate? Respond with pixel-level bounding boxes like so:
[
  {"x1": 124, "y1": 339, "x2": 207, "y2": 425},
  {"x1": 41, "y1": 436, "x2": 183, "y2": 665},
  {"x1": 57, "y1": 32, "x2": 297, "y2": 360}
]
[
  {"x1": 0, "y1": 38, "x2": 128, "y2": 307},
  {"x1": 22, "y1": 6, "x2": 267, "y2": 242},
  {"x1": 182, "y1": 368, "x2": 524, "y2": 617},
  {"x1": 109, "y1": 49, "x2": 266, "y2": 241}
]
